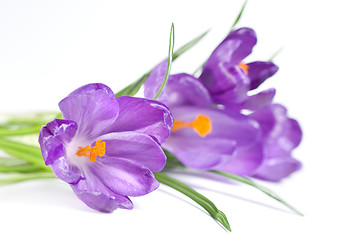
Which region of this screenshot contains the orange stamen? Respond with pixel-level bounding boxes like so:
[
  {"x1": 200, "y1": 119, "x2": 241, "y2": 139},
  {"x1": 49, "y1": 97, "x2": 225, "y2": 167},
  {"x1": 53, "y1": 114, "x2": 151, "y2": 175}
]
[
  {"x1": 172, "y1": 114, "x2": 212, "y2": 137},
  {"x1": 76, "y1": 140, "x2": 106, "y2": 162},
  {"x1": 238, "y1": 62, "x2": 249, "y2": 75}
]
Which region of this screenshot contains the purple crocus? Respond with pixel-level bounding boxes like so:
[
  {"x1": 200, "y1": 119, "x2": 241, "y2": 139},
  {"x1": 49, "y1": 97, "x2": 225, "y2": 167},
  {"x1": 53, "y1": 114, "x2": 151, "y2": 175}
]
[
  {"x1": 214, "y1": 104, "x2": 302, "y2": 181},
  {"x1": 39, "y1": 83, "x2": 173, "y2": 212},
  {"x1": 145, "y1": 57, "x2": 301, "y2": 181},
  {"x1": 199, "y1": 27, "x2": 279, "y2": 110},
  {"x1": 145, "y1": 62, "x2": 263, "y2": 174}
]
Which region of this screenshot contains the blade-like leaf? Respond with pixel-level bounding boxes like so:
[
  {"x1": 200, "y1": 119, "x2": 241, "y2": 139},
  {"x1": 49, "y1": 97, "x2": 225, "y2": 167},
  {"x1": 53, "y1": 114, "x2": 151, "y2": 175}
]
[
  {"x1": 0, "y1": 138, "x2": 48, "y2": 170},
  {"x1": 211, "y1": 170, "x2": 303, "y2": 216},
  {"x1": 153, "y1": 23, "x2": 175, "y2": 100},
  {"x1": 154, "y1": 172, "x2": 231, "y2": 232},
  {"x1": 172, "y1": 29, "x2": 210, "y2": 61},
  {"x1": 115, "y1": 28, "x2": 209, "y2": 98},
  {"x1": 0, "y1": 124, "x2": 43, "y2": 136},
  {"x1": 115, "y1": 72, "x2": 151, "y2": 97},
  {"x1": 231, "y1": 0, "x2": 248, "y2": 30},
  {"x1": 0, "y1": 172, "x2": 55, "y2": 185},
  {"x1": 269, "y1": 47, "x2": 284, "y2": 61}
]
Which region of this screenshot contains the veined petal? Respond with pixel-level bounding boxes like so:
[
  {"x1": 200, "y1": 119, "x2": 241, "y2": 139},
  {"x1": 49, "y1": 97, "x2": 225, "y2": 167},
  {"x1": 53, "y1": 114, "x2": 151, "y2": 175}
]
[
  {"x1": 164, "y1": 137, "x2": 237, "y2": 169},
  {"x1": 200, "y1": 61, "x2": 250, "y2": 101},
  {"x1": 250, "y1": 104, "x2": 302, "y2": 156},
  {"x1": 67, "y1": 83, "x2": 116, "y2": 99},
  {"x1": 98, "y1": 131, "x2": 166, "y2": 172},
  {"x1": 103, "y1": 96, "x2": 173, "y2": 145},
  {"x1": 39, "y1": 119, "x2": 83, "y2": 184},
  {"x1": 71, "y1": 184, "x2": 133, "y2": 213},
  {"x1": 90, "y1": 157, "x2": 160, "y2": 197},
  {"x1": 214, "y1": 142, "x2": 264, "y2": 176},
  {"x1": 171, "y1": 106, "x2": 261, "y2": 146},
  {"x1": 164, "y1": 106, "x2": 261, "y2": 169},
  {"x1": 144, "y1": 60, "x2": 168, "y2": 101},
  {"x1": 204, "y1": 28, "x2": 257, "y2": 68},
  {"x1": 160, "y1": 73, "x2": 213, "y2": 107},
  {"x1": 59, "y1": 83, "x2": 119, "y2": 139},
  {"x1": 39, "y1": 119, "x2": 77, "y2": 165},
  {"x1": 252, "y1": 156, "x2": 302, "y2": 182},
  {"x1": 238, "y1": 88, "x2": 276, "y2": 110},
  {"x1": 247, "y1": 61, "x2": 279, "y2": 90}
]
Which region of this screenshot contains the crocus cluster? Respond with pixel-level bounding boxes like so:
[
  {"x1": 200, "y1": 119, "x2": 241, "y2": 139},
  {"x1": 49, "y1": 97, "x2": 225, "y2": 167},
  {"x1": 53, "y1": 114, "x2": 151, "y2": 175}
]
[
  {"x1": 39, "y1": 83, "x2": 173, "y2": 212},
  {"x1": 144, "y1": 27, "x2": 302, "y2": 182},
  {"x1": 38, "y1": 27, "x2": 302, "y2": 213}
]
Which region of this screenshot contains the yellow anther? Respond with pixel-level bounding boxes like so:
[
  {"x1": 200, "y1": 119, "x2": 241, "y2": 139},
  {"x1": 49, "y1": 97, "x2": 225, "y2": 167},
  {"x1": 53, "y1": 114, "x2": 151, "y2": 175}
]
[
  {"x1": 172, "y1": 114, "x2": 212, "y2": 137},
  {"x1": 238, "y1": 62, "x2": 249, "y2": 75},
  {"x1": 76, "y1": 140, "x2": 106, "y2": 162}
]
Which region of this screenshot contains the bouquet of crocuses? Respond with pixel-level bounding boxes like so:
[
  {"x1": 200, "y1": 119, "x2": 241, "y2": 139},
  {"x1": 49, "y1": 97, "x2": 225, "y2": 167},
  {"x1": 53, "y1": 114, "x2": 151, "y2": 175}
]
[{"x1": 0, "y1": 5, "x2": 302, "y2": 232}]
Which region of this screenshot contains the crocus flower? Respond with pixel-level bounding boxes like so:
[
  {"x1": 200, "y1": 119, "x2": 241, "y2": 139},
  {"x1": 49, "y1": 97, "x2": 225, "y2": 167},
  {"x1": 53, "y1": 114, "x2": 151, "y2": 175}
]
[
  {"x1": 215, "y1": 104, "x2": 302, "y2": 181},
  {"x1": 144, "y1": 61, "x2": 263, "y2": 174},
  {"x1": 145, "y1": 58, "x2": 302, "y2": 181},
  {"x1": 39, "y1": 83, "x2": 173, "y2": 212},
  {"x1": 199, "y1": 27, "x2": 279, "y2": 110}
]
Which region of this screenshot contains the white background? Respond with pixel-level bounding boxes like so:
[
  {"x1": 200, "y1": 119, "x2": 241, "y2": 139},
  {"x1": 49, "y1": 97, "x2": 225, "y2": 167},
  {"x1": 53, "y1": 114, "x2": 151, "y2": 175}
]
[{"x1": 1, "y1": 0, "x2": 358, "y2": 239}]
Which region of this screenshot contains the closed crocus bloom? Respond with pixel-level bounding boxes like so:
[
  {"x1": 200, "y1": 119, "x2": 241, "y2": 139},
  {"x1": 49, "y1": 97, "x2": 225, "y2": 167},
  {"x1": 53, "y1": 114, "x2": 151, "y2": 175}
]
[
  {"x1": 39, "y1": 83, "x2": 173, "y2": 212},
  {"x1": 199, "y1": 27, "x2": 279, "y2": 110},
  {"x1": 250, "y1": 104, "x2": 302, "y2": 181},
  {"x1": 144, "y1": 62, "x2": 262, "y2": 173}
]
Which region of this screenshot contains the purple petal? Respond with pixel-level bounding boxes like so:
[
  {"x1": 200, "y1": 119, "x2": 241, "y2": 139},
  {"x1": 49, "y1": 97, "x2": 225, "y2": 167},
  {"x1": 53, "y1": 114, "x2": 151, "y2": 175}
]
[
  {"x1": 204, "y1": 28, "x2": 257, "y2": 68},
  {"x1": 90, "y1": 157, "x2": 159, "y2": 197},
  {"x1": 214, "y1": 142, "x2": 264, "y2": 176},
  {"x1": 67, "y1": 83, "x2": 116, "y2": 99},
  {"x1": 50, "y1": 157, "x2": 83, "y2": 184},
  {"x1": 247, "y1": 61, "x2": 279, "y2": 90},
  {"x1": 71, "y1": 185, "x2": 133, "y2": 213},
  {"x1": 209, "y1": 75, "x2": 250, "y2": 105},
  {"x1": 59, "y1": 83, "x2": 119, "y2": 139},
  {"x1": 164, "y1": 106, "x2": 261, "y2": 169},
  {"x1": 98, "y1": 131, "x2": 166, "y2": 172},
  {"x1": 171, "y1": 106, "x2": 260, "y2": 145},
  {"x1": 38, "y1": 119, "x2": 83, "y2": 184},
  {"x1": 39, "y1": 119, "x2": 77, "y2": 165},
  {"x1": 250, "y1": 104, "x2": 302, "y2": 156},
  {"x1": 102, "y1": 96, "x2": 173, "y2": 145},
  {"x1": 144, "y1": 60, "x2": 168, "y2": 101},
  {"x1": 164, "y1": 136, "x2": 237, "y2": 169},
  {"x1": 252, "y1": 156, "x2": 302, "y2": 182},
  {"x1": 161, "y1": 73, "x2": 213, "y2": 107},
  {"x1": 238, "y1": 88, "x2": 276, "y2": 110}
]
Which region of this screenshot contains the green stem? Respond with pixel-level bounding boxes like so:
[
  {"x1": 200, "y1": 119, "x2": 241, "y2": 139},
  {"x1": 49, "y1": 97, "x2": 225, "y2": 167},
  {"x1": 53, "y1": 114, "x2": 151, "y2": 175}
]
[
  {"x1": 153, "y1": 23, "x2": 175, "y2": 100},
  {"x1": 0, "y1": 172, "x2": 55, "y2": 185},
  {"x1": 154, "y1": 172, "x2": 231, "y2": 231},
  {"x1": 0, "y1": 138, "x2": 48, "y2": 170},
  {"x1": 0, "y1": 124, "x2": 43, "y2": 136},
  {"x1": 211, "y1": 170, "x2": 303, "y2": 216},
  {"x1": 230, "y1": 0, "x2": 248, "y2": 30}
]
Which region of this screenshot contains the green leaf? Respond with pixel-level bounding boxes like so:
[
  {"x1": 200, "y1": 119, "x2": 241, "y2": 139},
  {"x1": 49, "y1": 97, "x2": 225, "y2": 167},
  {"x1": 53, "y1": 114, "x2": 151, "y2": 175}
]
[
  {"x1": 172, "y1": 29, "x2": 210, "y2": 62},
  {"x1": 162, "y1": 149, "x2": 185, "y2": 170},
  {"x1": 153, "y1": 23, "x2": 175, "y2": 100},
  {"x1": 115, "y1": 72, "x2": 151, "y2": 97},
  {"x1": 154, "y1": 172, "x2": 231, "y2": 231},
  {"x1": 211, "y1": 170, "x2": 303, "y2": 216},
  {"x1": 269, "y1": 47, "x2": 284, "y2": 61},
  {"x1": 0, "y1": 172, "x2": 55, "y2": 185},
  {"x1": 0, "y1": 164, "x2": 44, "y2": 173},
  {"x1": 114, "y1": 27, "x2": 209, "y2": 98},
  {"x1": 230, "y1": 0, "x2": 248, "y2": 30},
  {"x1": 0, "y1": 138, "x2": 48, "y2": 170},
  {"x1": 0, "y1": 124, "x2": 43, "y2": 137}
]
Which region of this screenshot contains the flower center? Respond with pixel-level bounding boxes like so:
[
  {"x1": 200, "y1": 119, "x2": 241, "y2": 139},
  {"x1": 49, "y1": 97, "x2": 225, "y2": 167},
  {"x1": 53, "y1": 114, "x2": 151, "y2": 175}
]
[
  {"x1": 172, "y1": 114, "x2": 212, "y2": 137},
  {"x1": 76, "y1": 140, "x2": 106, "y2": 162},
  {"x1": 238, "y1": 62, "x2": 249, "y2": 75}
]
